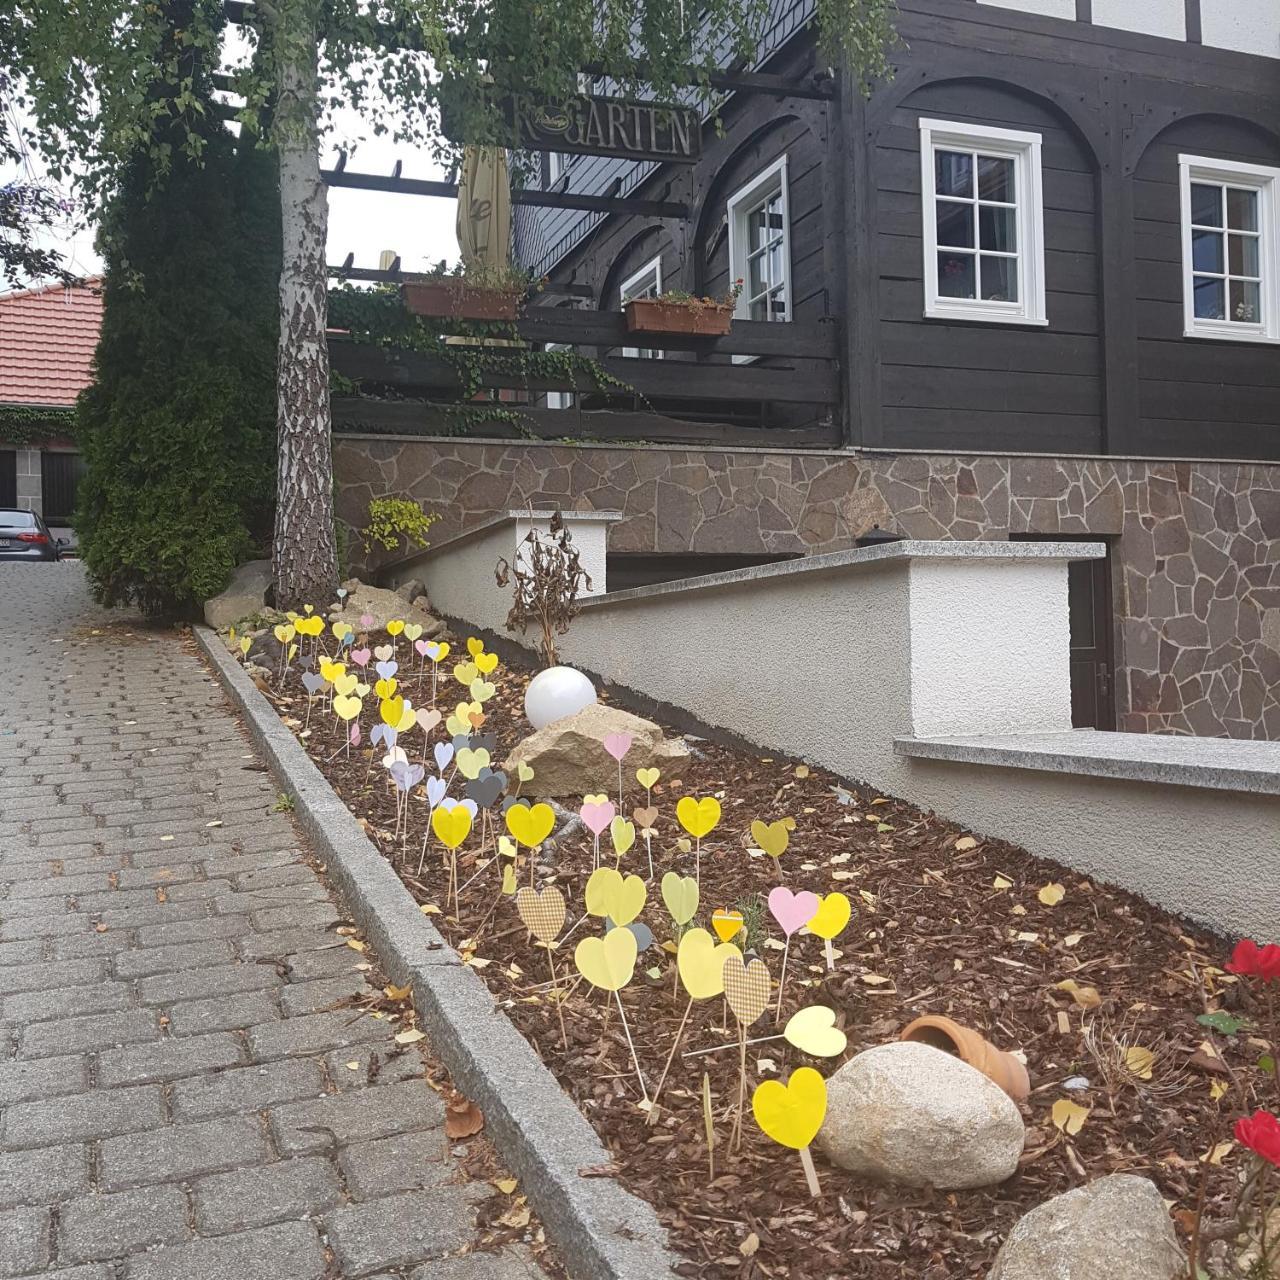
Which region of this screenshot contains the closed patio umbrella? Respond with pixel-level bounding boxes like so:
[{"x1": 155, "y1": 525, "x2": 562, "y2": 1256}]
[{"x1": 456, "y1": 145, "x2": 512, "y2": 272}]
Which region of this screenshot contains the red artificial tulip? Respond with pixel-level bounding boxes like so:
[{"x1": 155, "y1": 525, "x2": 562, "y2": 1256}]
[
  {"x1": 1226, "y1": 939, "x2": 1280, "y2": 983},
  {"x1": 1235, "y1": 1110, "x2": 1280, "y2": 1168}
]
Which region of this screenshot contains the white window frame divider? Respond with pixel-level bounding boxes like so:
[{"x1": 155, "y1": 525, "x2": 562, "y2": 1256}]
[
  {"x1": 919, "y1": 117, "x2": 1048, "y2": 327},
  {"x1": 619, "y1": 255, "x2": 664, "y2": 360},
  {"x1": 1178, "y1": 153, "x2": 1280, "y2": 345}
]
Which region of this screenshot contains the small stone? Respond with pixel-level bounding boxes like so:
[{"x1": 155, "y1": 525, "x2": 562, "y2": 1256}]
[
  {"x1": 817, "y1": 1041, "x2": 1025, "y2": 1189},
  {"x1": 328, "y1": 579, "x2": 444, "y2": 635},
  {"x1": 503, "y1": 702, "x2": 689, "y2": 798},
  {"x1": 395, "y1": 577, "x2": 429, "y2": 604},
  {"x1": 987, "y1": 1174, "x2": 1185, "y2": 1279}
]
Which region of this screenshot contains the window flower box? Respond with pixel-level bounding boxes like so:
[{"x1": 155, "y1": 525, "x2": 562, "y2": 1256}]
[
  {"x1": 401, "y1": 279, "x2": 522, "y2": 322},
  {"x1": 623, "y1": 296, "x2": 734, "y2": 337}
]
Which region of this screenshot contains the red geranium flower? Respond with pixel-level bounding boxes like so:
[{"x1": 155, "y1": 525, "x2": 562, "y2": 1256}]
[
  {"x1": 1235, "y1": 1110, "x2": 1280, "y2": 1167},
  {"x1": 1226, "y1": 940, "x2": 1280, "y2": 983}
]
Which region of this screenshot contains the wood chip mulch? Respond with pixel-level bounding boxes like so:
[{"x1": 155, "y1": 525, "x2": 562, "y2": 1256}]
[{"x1": 256, "y1": 636, "x2": 1265, "y2": 1279}]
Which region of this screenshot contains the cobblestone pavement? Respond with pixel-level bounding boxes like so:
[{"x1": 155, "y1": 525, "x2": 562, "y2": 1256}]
[{"x1": 0, "y1": 564, "x2": 543, "y2": 1280}]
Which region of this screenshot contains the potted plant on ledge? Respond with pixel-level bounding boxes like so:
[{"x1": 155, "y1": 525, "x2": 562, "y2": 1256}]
[
  {"x1": 401, "y1": 260, "x2": 537, "y2": 323},
  {"x1": 623, "y1": 280, "x2": 743, "y2": 337}
]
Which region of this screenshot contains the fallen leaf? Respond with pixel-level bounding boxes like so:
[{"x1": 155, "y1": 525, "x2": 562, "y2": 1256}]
[
  {"x1": 1051, "y1": 1098, "x2": 1090, "y2": 1136},
  {"x1": 1209, "y1": 1079, "x2": 1229, "y2": 1101},
  {"x1": 794, "y1": 764, "x2": 810, "y2": 779},
  {"x1": 740, "y1": 1232, "x2": 760, "y2": 1257},
  {"x1": 860, "y1": 973, "x2": 892, "y2": 985},
  {"x1": 1124, "y1": 1046, "x2": 1155, "y2": 1081},
  {"x1": 445, "y1": 1096, "x2": 485, "y2": 1138},
  {"x1": 992, "y1": 875, "x2": 1013, "y2": 891},
  {"x1": 1038, "y1": 882, "x2": 1066, "y2": 906},
  {"x1": 493, "y1": 1178, "x2": 519, "y2": 1195},
  {"x1": 346, "y1": 939, "x2": 367, "y2": 953},
  {"x1": 384, "y1": 984, "x2": 412, "y2": 1001},
  {"x1": 394, "y1": 1028, "x2": 425, "y2": 1045},
  {"x1": 498, "y1": 1202, "x2": 531, "y2": 1229},
  {"x1": 1204, "y1": 1140, "x2": 1233, "y2": 1165},
  {"x1": 345, "y1": 1061, "x2": 360, "y2": 1071},
  {"x1": 1055, "y1": 979, "x2": 1102, "y2": 1009},
  {"x1": 955, "y1": 836, "x2": 978, "y2": 851}
]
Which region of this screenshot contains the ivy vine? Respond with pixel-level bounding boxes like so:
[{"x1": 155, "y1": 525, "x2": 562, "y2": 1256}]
[{"x1": 0, "y1": 403, "x2": 76, "y2": 448}]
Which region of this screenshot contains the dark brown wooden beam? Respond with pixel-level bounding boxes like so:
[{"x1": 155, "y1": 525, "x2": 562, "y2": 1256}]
[
  {"x1": 321, "y1": 169, "x2": 687, "y2": 218},
  {"x1": 331, "y1": 397, "x2": 841, "y2": 448}
]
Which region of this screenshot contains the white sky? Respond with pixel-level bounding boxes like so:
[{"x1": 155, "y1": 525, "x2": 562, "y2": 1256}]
[{"x1": 2, "y1": 25, "x2": 462, "y2": 291}]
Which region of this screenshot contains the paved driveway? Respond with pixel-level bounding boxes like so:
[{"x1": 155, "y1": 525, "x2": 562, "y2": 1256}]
[{"x1": 0, "y1": 564, "x2": 539, "y2": 1279}]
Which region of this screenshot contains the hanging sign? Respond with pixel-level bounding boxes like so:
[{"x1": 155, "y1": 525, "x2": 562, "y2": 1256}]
[{"x1": 507, "y1": 93, "x2": 702, "y2": 165}]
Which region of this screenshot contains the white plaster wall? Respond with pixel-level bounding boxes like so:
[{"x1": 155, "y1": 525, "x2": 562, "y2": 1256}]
[
  {"x1": 403, "y1": 523, "x2": 516, "y2": 637},
  {"x1": 907, "y1": 558, "x2": 1072, "y2": 738},
  {"x1": 903, "y1": 757, "x2": 1278, "y2": 940},
  {"x1": 1202, "y1": 0, "x2": 1280, "y2": 57},
  {"x1": 512, "y1": 515, "x2": 611, "y2": 598},
  {"x1": 977, "y1": 0, "x2": 1076, "y2": 20},
  {"x1": 1093, "y1": 0, "x2": 1186, "y2": 40}
]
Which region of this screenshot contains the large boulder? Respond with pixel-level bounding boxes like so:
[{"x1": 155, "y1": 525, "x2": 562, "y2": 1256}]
[
  {"x1": 329, "y1": 578, "x2": 445, "y2": 637},
  {"x1": 204, "y1": 559, "x2": 273, "y2": 629},
  {"x1": 987, "y1": 1174, "x2": 1185, "y2": 1280},
  {"x1": 817, "y1": 1041, "x2": 1025, "y2": 1190},
  {"x1": 503, "y1": 702, "x2": 690, "y2": 798}
]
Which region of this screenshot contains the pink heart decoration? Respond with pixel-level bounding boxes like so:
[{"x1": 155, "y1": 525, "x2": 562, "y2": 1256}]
[
  {"x1": 360, "y1": 613, "x2": 375, "y2": 629},
  {"x1": 350, "y1": 647, "x2": 371, "y2": 668},
  {"x1": 414, "y1": 639, "x2": 430, "y2": 657},
  {"x1": 580, "y1": 799, "x2": 617, "y2": 837},
  {"x1": 602, "y1": 732, "x2": 633, "y2": 763},
  {"x1": 349, "y1": 722, "x2": 361, "y2": 746},
  {"x1": 768, "y1": 886, "x2": 820, "y2": 937}
]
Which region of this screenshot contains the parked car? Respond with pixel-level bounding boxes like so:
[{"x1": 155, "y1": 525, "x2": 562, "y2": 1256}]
[{"x1": 0, "y1": 509, "x2": 66, "y2": 562}]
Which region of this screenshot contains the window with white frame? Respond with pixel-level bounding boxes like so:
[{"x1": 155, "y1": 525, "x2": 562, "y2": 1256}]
[
  {"x1": 1179, "y1": 154, "x2": 1279, "y2": 343},
  {"x1": 619, "y1": 256, "x2": 663, "y2": 359},
  {"x1": 547, "y1": 151, "x2": 565, "y2": 187},
  {"x1": 919, "y1": 119, "x2": 1047, "y2": 326},
  {"x1": 728, "y1": 156, "x2": 791, "y2": 326}
]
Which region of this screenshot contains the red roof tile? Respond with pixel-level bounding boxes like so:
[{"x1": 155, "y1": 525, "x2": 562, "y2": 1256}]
[{"x1": 0, "y1": 278, "x2": 103, "y2": 407}]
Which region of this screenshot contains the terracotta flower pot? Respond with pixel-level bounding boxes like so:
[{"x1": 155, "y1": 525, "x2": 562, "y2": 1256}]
[
  {"x1": 899, "y1": 1015, "x2": 1030, "y2": 1103},
  {"x1": 623, "y1": 297, "x2": 733, "y2": 336},
  {"x1": 401, "y1": 280, "x2": 520, "y2": 322}
]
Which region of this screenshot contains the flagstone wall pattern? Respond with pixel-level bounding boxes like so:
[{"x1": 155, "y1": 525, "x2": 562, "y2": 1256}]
[{"x1": 334, "y1": 435, "x2": 1280, "y2": 740}]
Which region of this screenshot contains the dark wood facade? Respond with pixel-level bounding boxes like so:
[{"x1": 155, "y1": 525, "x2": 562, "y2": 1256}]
[{"x1": 515, "y1": 0, "x2": 1280, "y2": 461}]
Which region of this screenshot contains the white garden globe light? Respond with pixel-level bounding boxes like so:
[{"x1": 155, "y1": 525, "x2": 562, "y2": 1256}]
[{"x1": 524, "y1": 665, "x2": 597, "y2": 729}]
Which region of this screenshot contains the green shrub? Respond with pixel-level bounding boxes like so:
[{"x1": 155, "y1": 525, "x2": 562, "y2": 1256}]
[
  {"x1": 359, "y1": 497, "x2": 439, "y2": 555},
  {"x1": 75, "y1": 37, "x2": 278, "y2": 619}
]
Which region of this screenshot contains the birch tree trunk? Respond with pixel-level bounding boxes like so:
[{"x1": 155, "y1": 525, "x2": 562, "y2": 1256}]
[{"x1": 270, "y1": 0, "x2": 337, "y2": 609}]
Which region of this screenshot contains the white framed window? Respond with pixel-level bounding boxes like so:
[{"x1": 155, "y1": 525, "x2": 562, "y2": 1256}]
[
  {"x1": 1179, "y1": 154, "x2": 1280, "y2": 344},
  {"x1": 727, "y1": 156, "x2": 792, "y2": 327},
  {"x1": 619, "y1": 256, "x2": 663, "y2": 359},
  {"x1": 544, "y1": 343, "x2": 574, "y2": 410},
  {"x1": 919, "y1": 118, "x2": 1047, "y2": 326},
  {"x1": 547, "y1": 151, "x2": 565, "y2": 186}
]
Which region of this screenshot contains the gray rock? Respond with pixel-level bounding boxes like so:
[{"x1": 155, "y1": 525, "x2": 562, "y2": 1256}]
[
  {"x1": 502, "y1": 702, "x2": 689, "y2": 798},
  {"x1": 330, "y1": 579, "x2": 445, "y2": 636},
  {"x1": 988, "y1": 1174, "x2": 1185, "y2": 1280},
  {"x1": 396, "y1": 577, "x2": 429, "y2": 605},
  {"x1": 817, "y1": 1041, "x2": 1024, "y2": 1190},
  {"x1": 204, "y1": 559, "x2": 273, "y2": 629}
]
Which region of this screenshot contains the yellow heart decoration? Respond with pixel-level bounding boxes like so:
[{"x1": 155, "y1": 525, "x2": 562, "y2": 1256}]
[
  {"x1": 606, "y1": 875, "x2": 646, "y2": 927},
  {"x1": 332, "y1": 621, "x2": 352, "y2": 640},
  {"x1": 515, "y1": 885, "x2": 566, "y2": 943},
  {"x1": 609, "y1": 816, "x2": 635, "y2": 859},
  {"x1": 722, "y1": 952, "x2": 770, "y2": 1026},
  {"x1": 387, "y1": 620, "x2": 405, "y2": 637},
  {"x1": 676, "y1": 795, "x2": 721, "y2": 840},
  {"x1": 445, "y1": 708, "x2": 471, "y2": 737},
  {"x1": 402, "y1": 622, "x2": 423, "y2": 642},
  {"x1": 394, "y1": 703, "x2": 418, "y2": 733},
  {"x1": 498, "y1": 835, "x2": 516, "y2": 858},
  {"x1": 750, "y1": 819, "x2": 790, "y2": 859},
  {"x1": 354, "y1": 681, "x2": 370, "y2": 698},
  {"x1": 516, "y1": 762, "x2": 535, "y2": 783},
  {"x1": 677, "y1": 928, "x2": 738, "y2": 1000},
  {"x1": 784, "y1": 1006, "x2": 847, "y2": 1057},
  {"x1": 273, "y1": 623, "x2": 296, "y2": 645},
  {"x1": 379, "y1": 696, "x2": 405, "y2": 728},
  {"x1": 319, "y1": 659, "x2": 345, "y2": 683},
  {"x1": 501, "y1": 864, "x2": 517, "y2": 895},
  {"x1": 574, "y1": 927, "x2": 637, "y2": 992},
  {"x1": 453, "y1": 661, "x2": 479, "y2": 687},
  {"x1": 711, "y1": 909, "x2": 744, "y2": 942},
  {"x1": 287, "y1": 643, "x2": 298, "y2": 662},
  {"x1": 467, "y1": 636, "x2": 484, "y2": 657},
  {"x1": 333, "y1": 694, "x2": 362, "y2": 722},
  {"x1": 583, "y1": 792, "x2": 608, "y2": 806},
  {"x1": 635, "y1": 766, "x2": 660, "y2": 790},
  {"x1": 585, "y1": 867, "x2": 623, "y2": 919},
  {"x1": 660, "y1": 872, "x2": 699, "y2": 925},
  {"x1": 469, "y1": 678, "x2": 496, "y2": 704},
  {"x1": 752, "y1": 1067, "x2": 827, "y2": 1150},
  {"x1": 374, "y1": 677, "x2": 398, "y2": 701},
  {"x1": 475, "y1": 651, "x2": 499, "y2": 675},
  {"x1": 455, "y1": 747, "x2": 490, "y2": 780},
  {"x1": 432, "y1": 642, "x2": 451, "y2": 663},
  {"x1": 239, "y1": 637, "x2": 251, "y2": 656},
  {"x1": 295, "y1": 615, "x2": 324, "y2": 637},
  {"x1": 506, "y1": 802, "x2": 556, "y2": 848},
  {"x1": 333, "y1": 673, "x2": 359, "y2": 698},
  {"x1": 432, "y1": 804, "x2": 472, "y2": 850},
  {"x1": 807, "y1": 893, "x2": 852, "y2": 941}
]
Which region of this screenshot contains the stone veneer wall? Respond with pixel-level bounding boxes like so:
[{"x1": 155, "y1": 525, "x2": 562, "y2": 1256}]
[{"x1": 334, "y1": 434, "x2": 1280, "y2": 739}]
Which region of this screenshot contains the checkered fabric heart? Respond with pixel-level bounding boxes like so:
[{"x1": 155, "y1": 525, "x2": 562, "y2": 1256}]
[
  {"x1": 515, "y1": 885, "x2": 566, "y2": 944},
  {"x1": 722, "y1": 951, "x2": 769, "y2": 1027}
]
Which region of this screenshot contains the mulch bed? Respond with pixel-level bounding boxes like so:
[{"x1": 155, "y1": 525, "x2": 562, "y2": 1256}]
[{"x1": 250, "y1": 630, "x2": 1263, "y2": 1279}]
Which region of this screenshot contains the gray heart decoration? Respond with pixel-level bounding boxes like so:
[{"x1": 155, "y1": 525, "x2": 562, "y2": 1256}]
[{"x1": 301, "y1": 672, "x2": 325, "y2": 696}]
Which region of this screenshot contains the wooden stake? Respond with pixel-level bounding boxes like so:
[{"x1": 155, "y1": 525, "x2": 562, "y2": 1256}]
[
  {"x1": 702, "y1": 1071, "x2": 715, "y2": 1180},
  {"x1": 547, "y1": 947, "x2": 569, "y2": 1053},
  {"x1": 613, "y1": 990, "x2": 649, "y2": 1105},
  {"x1": 647, "y1": 995, "x2": 694, "y2": 1125},
  {"x1": 775, "y1": 937, "x2": 792, "y2": 1020},
  {"x1": 731, "y1": 1022, "x2": 747, "y2": 1154},
  {"x1": 798, "y1": 1145, "x2": 821, "y2": 1198}
]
